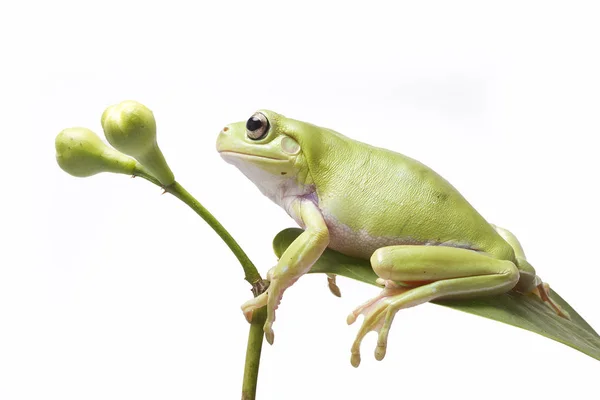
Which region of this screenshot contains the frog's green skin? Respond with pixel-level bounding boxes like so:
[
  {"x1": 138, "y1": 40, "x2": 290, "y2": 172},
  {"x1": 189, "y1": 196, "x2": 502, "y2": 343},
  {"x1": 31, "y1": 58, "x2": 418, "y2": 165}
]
[{"x1": 216, "y1": 110, "x2": 569, "y2": 367}]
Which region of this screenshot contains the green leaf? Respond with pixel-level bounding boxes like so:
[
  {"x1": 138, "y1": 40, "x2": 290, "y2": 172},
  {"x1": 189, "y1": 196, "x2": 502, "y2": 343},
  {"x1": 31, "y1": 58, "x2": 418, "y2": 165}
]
[{"x1": 273, "y1": 228, "x2": 600, "y2": 362}]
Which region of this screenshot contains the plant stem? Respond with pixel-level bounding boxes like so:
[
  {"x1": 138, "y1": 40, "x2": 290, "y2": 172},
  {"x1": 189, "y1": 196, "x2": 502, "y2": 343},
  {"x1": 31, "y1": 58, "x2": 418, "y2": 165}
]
[
  {"x1": 166, "y1": 182, "x2": 261, "y2": 284},
  {"x1": 134, "y1": 169, "x2": 266, "y2": 399},
  {"x1": 164, "y1": 182, "x2": 267, "y2": 400},
  {"x1": 242, "y1": 307, "x2": 267, "y2": 400},
  {"x1": 136, "y1": 172, "x2": 262, "y2": 286}
]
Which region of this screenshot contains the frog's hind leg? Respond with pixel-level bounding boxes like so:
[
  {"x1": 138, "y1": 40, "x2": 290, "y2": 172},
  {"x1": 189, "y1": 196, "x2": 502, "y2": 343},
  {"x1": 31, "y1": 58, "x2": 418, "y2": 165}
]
[
  {"x1": 347, "y1": 245, "x2": 520, "y2": 367},
  {"x1": 492, "y1": 225, "x2": 570, "y2": 319}
]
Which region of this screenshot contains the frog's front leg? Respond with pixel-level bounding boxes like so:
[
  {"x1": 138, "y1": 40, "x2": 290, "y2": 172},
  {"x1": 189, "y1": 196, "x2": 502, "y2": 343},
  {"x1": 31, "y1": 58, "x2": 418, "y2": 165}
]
[
  {"x1": 348, "y1": 245, "x2": 520, "y2": 367},
  {"x1": 241, "y1": 200, "x2": 329, "y2": 345}
]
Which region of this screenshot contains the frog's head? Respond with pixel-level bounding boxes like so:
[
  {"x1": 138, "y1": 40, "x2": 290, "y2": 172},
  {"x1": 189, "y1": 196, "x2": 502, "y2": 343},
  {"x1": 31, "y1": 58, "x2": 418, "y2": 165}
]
[{"x1": 216, "y1": 110, "x2": 318, "y2": 202}]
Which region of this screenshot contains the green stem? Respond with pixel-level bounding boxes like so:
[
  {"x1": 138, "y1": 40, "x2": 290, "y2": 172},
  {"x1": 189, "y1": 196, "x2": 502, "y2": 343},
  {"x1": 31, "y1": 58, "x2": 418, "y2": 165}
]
[
  {"x1": 164, "y1": 182, "x2": 267, "y2": 400},
  {"x1": 165, "y1": 181, "x2": 261, "y2": 284},
  {"x1": 242, "y1": 307, "x2": 267, "y2": 400},
  {"x1": 135, "y1": 169, "x2": 262, "y2": 285},
  {"x1": 134, "y1": 168, "x2": 266, "y2": 399}
]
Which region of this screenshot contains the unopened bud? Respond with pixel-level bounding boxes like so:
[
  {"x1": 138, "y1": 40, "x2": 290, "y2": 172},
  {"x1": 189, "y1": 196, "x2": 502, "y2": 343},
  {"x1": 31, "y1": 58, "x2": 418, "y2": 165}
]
[
  {"x1": 55, "y1": 127, "x2": 138, "y2": 177},
  {"x1": 101, "y1": 100, "x2": 174, "y2": 186}
]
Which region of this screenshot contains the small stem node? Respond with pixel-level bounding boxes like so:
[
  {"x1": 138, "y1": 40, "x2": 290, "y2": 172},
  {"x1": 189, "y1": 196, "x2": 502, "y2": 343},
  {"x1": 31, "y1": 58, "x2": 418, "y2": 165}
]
[{"x1": 251, "y1": 279, "x2": 270, "y2": 297}]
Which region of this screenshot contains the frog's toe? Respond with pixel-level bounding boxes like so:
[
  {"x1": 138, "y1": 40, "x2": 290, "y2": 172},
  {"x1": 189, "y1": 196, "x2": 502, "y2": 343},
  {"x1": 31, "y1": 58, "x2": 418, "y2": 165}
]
[
  {"x1": 327, "y1": 273, "x2": 342, "y2": 297},
  {"x1": 350, "y1": 331, "x2": 366, "y2": 367},
  {"x1": 241, "y1": 292, "x2": 268, "y2": 323},
  {"x1": 533, "y1": 282, "x2": 571, "y2": 320},
  {"x1": 374, "y1": 310, "x2": 396, "y2": 361},
  {"x1": 264, "y1": 322, "x2": 275, "y2": 345},
  {"x1": 350, "y1": 349, "x2": 362, "y2": 368},
  {"x1": 241, "y1": 303, "x2": 255, "y2": 323},
  {"x1": 347, "y1": 313, "x2": 357, "y2": 325}
]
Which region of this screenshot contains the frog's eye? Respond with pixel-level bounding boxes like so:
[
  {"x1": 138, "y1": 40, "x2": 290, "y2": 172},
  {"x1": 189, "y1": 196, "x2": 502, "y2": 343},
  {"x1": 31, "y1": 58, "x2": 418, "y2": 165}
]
[{"x1": 246, "y1": 112, "x2": 270, "y2": 140}]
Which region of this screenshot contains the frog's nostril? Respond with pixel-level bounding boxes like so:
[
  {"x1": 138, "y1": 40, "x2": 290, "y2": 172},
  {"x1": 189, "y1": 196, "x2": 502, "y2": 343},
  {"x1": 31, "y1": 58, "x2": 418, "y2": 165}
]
[{"x1": 223, "y1": 126, "x2": 229, "y2": 132}]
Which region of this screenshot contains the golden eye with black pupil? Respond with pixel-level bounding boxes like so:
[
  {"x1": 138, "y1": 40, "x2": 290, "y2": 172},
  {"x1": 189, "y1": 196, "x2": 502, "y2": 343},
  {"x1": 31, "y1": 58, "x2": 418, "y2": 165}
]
[{"x1": 246, "y1": 112, "x2": 269, "y2": 140}]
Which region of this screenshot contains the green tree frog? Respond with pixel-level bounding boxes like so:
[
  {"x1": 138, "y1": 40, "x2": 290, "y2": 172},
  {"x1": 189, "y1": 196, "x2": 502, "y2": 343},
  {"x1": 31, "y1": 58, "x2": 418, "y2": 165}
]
[{"x1": 216, "y1": 110, "x2": 569, "y2": 367}]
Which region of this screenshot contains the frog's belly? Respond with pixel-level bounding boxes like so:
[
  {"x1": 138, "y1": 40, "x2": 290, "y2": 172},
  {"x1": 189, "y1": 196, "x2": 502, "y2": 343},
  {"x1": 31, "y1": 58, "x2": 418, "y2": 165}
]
[{"x1": 322, "y1": 211, "x2": 478, "y2": 260}]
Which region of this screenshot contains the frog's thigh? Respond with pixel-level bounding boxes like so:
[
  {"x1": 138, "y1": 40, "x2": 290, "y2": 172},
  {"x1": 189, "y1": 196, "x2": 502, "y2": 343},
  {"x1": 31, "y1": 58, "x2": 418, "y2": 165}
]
[{"x1": 371, "y1": 245, "x2": 520, "y2": 300}]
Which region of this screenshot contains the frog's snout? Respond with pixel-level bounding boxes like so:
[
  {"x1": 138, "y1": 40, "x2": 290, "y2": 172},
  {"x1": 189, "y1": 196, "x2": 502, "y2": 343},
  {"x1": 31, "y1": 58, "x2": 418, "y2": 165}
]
[{"x1": 216, "y1": 125, "x2": 232, "y2": 153}]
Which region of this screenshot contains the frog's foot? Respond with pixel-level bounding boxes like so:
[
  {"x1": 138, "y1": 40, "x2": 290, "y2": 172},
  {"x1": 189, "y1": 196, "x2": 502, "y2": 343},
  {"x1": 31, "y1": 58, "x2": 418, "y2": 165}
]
[
  {"x1": 532, "y1": 282, "x2": 571, "y2": 320},
  {"x1": 241, "y1": 277, "x2": 287, "y2": 345},
  {"x1": 347, "y1": 281, "x2": 409, "y2": 367},
  {"x1": 326, "y1": 273, "x2": 342, "y2": 297},
  {"x1": 348, "y1": 297, "x2": 399, "y2": 368},
  {"x1": 240, "y1": 290, "x2": 278, "y2": 344}
]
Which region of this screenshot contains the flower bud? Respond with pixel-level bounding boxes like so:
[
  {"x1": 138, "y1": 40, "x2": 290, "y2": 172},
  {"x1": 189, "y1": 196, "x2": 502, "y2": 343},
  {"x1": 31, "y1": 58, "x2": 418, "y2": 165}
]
[
  {"x1": 55, "y1": 127, "x2": 139, "y2": 177},
  {"x1": 101, "y1": 100, "x2": 175, "y2": 186}
]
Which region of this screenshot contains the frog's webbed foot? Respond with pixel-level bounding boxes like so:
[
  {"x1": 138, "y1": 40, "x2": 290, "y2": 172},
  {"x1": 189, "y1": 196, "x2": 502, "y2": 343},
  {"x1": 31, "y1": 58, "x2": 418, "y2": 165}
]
[
  {"x1": 347, "y1": 281, "x2": 409, "y2": 367},
  {"x1": 532, "y1": 282, "x2": 571, "y2": 320},
  {"x1": 240, "y1": 274, "x2": 287, "y2": 345},
  {"x1": 326, "y1": 273, "x2": 342, "y2": 297},
  {"x1": 240, "y1": 289, "x2": 278, "y2": 344}
]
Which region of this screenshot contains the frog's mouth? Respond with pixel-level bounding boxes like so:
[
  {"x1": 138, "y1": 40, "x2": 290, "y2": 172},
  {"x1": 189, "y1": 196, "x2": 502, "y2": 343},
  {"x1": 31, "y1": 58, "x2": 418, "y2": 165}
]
[
  {"x1": 218, "y1": 150, "x2": 287, "y2": 162},
  {"x1": 218, "y1": 150, "x2": 292, "y2": 180}
]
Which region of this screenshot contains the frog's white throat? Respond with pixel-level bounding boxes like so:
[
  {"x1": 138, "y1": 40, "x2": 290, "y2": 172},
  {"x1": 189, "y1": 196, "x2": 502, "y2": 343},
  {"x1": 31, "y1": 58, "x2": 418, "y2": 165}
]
[{"x1": 220, "y1": 153, "x2": 314, "y2": 210}]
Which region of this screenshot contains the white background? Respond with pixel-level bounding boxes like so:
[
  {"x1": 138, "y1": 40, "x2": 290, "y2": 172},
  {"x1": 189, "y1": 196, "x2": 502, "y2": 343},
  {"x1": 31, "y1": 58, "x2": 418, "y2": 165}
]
[{"x1": 2, "y1": 1, "x2": 600, "y2": 399}]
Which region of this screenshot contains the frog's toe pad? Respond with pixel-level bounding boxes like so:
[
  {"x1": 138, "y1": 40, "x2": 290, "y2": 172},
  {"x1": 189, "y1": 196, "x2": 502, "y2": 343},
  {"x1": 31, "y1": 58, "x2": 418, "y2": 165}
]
[
  {"x1": 264, "y1": 322, "x2": 275, "y2": 345},
  {"x1": 243, "y1": 310, "x2": 253, "y2": 323},
  {"x1": 374, "y1": 343, "x2": 387, "y2": 361},
  {"x1": 241, "y1": 304, "x2": 255, "y2": 323}
]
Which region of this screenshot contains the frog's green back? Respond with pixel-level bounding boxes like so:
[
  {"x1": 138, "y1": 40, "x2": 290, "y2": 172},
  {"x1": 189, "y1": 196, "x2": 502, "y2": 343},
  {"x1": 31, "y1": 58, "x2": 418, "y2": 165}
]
[{"x1": 288, "y1": 121, "x2": 513, "y2": 260}]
